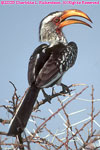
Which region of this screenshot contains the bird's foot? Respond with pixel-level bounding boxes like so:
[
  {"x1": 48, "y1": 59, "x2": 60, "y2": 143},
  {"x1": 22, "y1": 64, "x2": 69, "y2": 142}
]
[
  {"x1": 42, "y1": 89, "x2": 51, "y2": 103},
  {"x1": 61, "y1": 83, "x2": 71, "y2": 95}
]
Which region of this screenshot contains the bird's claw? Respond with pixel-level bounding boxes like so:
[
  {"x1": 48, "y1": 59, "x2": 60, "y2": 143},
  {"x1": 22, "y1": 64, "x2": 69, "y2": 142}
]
[
  {"x1": 61, "y1": 83, "x2": 71, "y2": 95},
  {"x1": 42, "y1": 89, "x2": 51, "y2": 103}
]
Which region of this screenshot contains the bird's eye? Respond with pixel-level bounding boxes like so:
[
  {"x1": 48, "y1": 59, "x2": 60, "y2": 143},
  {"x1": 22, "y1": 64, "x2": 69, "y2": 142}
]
[{"x1": 54, "y1": 17, "x2": 60, "y2": 23}]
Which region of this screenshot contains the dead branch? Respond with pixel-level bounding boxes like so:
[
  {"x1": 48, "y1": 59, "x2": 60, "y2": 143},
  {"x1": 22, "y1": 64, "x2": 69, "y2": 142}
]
[{"x1": 0, "y1": 83, "x2": 100, "y2": 150}]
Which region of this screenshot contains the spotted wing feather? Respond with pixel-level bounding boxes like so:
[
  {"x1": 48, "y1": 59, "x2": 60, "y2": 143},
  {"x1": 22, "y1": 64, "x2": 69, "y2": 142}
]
[{"x1": 35, "y1": 42, "x2": 77, "y2": 88}]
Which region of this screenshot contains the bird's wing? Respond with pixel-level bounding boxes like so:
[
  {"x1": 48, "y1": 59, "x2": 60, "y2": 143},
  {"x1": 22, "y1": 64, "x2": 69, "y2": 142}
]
[
  {"x1": 35, "y1": 52, "x2": 61, "y2": 88},
  {"x1": 28, "y1": 44, "x2": 50, "y2": 86},
  {"x1": 35, "y1": 42, "x2": 78, "y2": 88},
  {"x1": 35, "y1": 43, "x2": 66, "y2": 88}
]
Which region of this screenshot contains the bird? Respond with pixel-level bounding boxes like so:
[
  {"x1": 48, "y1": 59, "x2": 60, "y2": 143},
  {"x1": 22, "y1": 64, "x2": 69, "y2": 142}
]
[{"x1": 7, "y1": 9, "x2": 92, "y2": 136}]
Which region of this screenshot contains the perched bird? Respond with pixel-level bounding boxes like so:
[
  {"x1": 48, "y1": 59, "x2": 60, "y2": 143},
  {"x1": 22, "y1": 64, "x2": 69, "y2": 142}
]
[{"x1": 8, "y1": 9, "x2": 92, "y2": 136}]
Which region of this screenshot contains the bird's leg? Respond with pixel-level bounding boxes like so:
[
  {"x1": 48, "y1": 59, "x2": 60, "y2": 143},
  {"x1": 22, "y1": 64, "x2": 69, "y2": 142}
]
[
  {"x1": 61, "y1": 83, "x2": 71, "y2": 95},
  {"x1": 42, "y1": 89, "x2": 51, "y2": 103}
]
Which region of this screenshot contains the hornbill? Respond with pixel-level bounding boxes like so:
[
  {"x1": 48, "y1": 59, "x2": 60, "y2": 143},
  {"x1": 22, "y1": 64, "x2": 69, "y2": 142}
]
[{"x1": 8, "y1": 9, "x2": 92, "y2": 136}]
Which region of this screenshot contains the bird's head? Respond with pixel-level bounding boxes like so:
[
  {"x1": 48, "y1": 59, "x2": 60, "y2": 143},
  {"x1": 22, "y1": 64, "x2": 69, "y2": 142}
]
[{"x1": 39, "y1": 9, "x2": 92, "y2": 46}]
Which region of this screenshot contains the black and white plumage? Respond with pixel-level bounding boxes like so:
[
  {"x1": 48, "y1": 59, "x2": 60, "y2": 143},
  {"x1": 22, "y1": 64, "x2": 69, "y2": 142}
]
[
  {"x1": 8, "y1": 9, "x2": 92, "y2": 136},
  {"x1": 29, "y1": 42, "x2": 77, "y2": 88}
]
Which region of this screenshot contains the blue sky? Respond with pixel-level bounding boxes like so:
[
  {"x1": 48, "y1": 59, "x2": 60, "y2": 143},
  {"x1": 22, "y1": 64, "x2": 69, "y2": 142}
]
[{"x1": 0, "y1": 1, "x2": 100, "y2": 149}]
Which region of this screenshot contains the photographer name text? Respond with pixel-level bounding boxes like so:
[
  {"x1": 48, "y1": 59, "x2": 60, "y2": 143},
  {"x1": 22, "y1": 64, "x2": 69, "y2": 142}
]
[{"x1": 1, "y1": 0, "x2": 99, "y2": 5}]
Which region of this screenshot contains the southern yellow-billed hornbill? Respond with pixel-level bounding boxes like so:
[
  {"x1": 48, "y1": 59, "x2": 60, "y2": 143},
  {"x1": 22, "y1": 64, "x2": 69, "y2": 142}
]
[{"x1": 8, "y1": 9, "x2": 92, "y2": 136}]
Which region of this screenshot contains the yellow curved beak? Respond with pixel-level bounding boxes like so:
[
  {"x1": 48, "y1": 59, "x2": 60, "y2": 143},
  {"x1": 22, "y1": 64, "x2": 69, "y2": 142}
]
[{"x1": 59, "y1": 9, "x2": 92, "y2": 28}]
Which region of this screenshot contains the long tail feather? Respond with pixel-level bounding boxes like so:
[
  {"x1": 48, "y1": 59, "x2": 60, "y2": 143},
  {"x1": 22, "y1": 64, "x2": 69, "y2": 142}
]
[{"x1": 7, "y1": 85, "x2": 40, "y2": 136}]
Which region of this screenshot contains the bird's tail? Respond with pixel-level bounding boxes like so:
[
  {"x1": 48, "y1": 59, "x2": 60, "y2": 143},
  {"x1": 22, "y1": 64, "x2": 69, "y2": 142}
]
[{"x1": 7, "y1": 85, "x2": 40, "y2": 136}]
